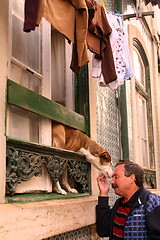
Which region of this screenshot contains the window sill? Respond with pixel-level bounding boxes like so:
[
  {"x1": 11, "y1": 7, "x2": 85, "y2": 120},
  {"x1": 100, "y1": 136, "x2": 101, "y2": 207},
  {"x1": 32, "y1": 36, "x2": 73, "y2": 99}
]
[
  {"x1": 0, "y1": 196, "x2": 98, "y2": 240},
  {"x1": 5, "y1": 192, "x2": 91, "y2": 204}
]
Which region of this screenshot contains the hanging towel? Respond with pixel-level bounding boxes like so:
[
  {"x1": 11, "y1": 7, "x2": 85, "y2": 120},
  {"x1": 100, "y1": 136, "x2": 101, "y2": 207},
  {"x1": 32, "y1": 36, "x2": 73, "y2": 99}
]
[{"x1": 86, "y1": 0, "x2": 117, "y2": 84}]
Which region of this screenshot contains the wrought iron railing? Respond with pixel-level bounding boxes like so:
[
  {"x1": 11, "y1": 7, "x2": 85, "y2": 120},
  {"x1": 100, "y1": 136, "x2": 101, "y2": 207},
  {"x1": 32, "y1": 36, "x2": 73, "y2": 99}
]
[
  {"x1": 6, "y1": 138, "x2": 91, "y2": 196},
  {"x1": 144, "y1": 169, "x2": 156, "y2": 189}
]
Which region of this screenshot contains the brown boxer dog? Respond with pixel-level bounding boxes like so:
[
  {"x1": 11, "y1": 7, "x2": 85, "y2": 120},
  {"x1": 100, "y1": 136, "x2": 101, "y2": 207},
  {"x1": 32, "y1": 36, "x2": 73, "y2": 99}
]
[{"x1": 52, "y1": 123, "x2": 112, "y2": 195}]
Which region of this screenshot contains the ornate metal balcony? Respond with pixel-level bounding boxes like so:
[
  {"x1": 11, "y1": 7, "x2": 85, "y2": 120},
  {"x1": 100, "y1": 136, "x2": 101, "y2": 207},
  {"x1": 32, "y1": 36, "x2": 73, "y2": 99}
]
[
  {"x1": 144, "y1": 169, "x2": 156, "y2": 189},
  {"x1": 6, "y1": 138, "x2": 91, "y2": 196}
]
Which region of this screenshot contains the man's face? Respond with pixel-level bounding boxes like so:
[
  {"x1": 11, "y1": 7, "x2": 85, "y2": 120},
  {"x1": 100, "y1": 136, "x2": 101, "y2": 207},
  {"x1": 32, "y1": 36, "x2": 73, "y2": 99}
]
[{"x1": 110, "y1": 164, "x2": 133, "y2": 197}]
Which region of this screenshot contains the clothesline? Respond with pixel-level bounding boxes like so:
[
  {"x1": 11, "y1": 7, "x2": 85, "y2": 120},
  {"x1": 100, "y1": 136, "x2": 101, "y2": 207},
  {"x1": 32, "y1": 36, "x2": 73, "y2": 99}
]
[
  {"x1": 23, "y1": 0, "x2": 157, "y2": 90},
  {"x1": 92, "y1": 4, "x2": 133, "y2": 90},
  {"x1": 123, "y1": 11, "x2": 154, "y2": 20},
  {"x1": 100, "y1": 1, "x2": 155, "y2": 20},
  {"x1": 93, "y1": 2, "x2": 158, "y2": 89},
  {"x1": 100, "y1": 2, "x2": 122, "y2": 16}
]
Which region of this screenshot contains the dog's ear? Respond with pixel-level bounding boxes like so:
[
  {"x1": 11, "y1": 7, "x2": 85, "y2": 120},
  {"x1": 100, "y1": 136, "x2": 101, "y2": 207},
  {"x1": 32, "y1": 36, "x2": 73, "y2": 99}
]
[{"x1": 99, "y1": 151, "x2": 111, "y2": 162}]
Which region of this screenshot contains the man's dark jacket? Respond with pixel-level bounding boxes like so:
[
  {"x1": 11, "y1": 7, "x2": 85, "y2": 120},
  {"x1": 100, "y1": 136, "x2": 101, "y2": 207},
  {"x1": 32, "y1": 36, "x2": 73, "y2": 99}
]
[{"x1": 96, "y1": 187, "x2": 160, "y2": 240}]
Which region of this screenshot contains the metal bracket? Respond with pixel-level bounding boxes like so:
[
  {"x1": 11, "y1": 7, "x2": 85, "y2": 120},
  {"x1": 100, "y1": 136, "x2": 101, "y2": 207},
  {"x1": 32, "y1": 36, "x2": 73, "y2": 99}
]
[{"x1": 123, "y1": 11, "x2": 154, "y2": 20}]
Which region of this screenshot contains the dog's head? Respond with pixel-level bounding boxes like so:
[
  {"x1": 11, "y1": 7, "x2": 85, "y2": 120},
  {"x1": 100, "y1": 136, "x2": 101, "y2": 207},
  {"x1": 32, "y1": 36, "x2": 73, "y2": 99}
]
[
  {"x1": 99, "y1": 151, "x2": 111, "y2": 164},
  {"x1": 98, "y1": 151, "x2": 113, "y2": 177}
]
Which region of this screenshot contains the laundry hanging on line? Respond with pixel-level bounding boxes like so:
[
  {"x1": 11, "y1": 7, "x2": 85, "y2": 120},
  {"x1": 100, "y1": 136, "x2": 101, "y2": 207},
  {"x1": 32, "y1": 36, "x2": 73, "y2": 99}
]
[
  {"x1": 23, "y1": 0, "x2": 89, "y2": 74},
  {"x1": 86, "y1": 0, "x2": 117, "y2": 85},
  {"x1": 23, "y1": 0, "x2": 117, "y2": 85},
  {"x1": 92, "y1": 8, "x2": 133, "y2": 89},
  {"x1": 23, "y1": 0, "x2": 133, "y2": 87}
]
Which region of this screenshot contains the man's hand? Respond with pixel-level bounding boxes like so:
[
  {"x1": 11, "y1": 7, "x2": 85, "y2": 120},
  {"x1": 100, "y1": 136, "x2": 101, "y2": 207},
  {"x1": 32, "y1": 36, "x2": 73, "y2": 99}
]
[{"x1": 97, "y1": 173, "x2": 110, "y2": 196}]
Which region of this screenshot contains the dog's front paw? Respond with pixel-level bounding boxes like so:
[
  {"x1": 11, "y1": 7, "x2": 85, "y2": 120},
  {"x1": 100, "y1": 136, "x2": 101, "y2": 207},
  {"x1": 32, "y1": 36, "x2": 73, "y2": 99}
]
[
  {"x1": 58, "y1": 189, "x2": 68, "y2": 195},
  {"x1": 53, "y1": 187, "x2": 67, "y2": 195},
  {"x1": 60, "y1": 189, "x2": 68, "y2": 195},
  {"x1": 69, "y1": 188, "x2": 78, "y2": 194}
]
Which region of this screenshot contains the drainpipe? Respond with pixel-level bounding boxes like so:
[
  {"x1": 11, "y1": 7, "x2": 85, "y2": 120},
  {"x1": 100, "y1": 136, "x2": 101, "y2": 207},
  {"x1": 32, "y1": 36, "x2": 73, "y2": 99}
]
[
  {"x1": 119, "y1": 84, "x2": 129, "y2": 160},
  {"x1": 115, "y1": 0, "x2": 130, "y2": 160},
  {"x1": 115, "y1": 0, "x2": 122, "y2": 13}
]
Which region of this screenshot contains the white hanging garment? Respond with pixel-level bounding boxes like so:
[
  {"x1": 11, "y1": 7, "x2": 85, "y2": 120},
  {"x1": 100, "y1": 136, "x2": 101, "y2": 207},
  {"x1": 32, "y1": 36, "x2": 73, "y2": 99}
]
[{"x1": 92, "y1": 11, "x2": 133, "y2": 89}]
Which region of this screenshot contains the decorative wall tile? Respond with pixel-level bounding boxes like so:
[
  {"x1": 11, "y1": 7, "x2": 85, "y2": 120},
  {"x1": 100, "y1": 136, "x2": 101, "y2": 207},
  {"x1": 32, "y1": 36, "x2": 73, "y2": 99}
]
[
  {"x1": 43, "y1": 226, "x2": 91, "y2": 240},
  {"x1": 96, "y1": 81, "x2": 120, "y2": 206}
]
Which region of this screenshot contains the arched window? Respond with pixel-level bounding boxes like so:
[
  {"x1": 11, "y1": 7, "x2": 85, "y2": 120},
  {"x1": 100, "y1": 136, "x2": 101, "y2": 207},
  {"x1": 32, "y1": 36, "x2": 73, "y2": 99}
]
[
  {"x1": 133, "y1": 49, "x2": 145, "y2": 87},
  {"x1": 133, "y1": 39, "x2": 155, "y2": 174}
]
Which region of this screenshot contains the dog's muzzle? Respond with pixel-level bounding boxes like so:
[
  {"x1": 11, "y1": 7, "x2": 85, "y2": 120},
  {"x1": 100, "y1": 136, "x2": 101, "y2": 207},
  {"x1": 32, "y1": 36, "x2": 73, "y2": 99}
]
[{"x1": 101, "y1": 165, "x2": 113, "y2": 178}]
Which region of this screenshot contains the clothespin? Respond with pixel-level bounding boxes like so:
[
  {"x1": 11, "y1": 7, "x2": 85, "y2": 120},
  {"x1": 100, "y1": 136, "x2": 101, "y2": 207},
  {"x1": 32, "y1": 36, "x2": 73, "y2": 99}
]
[
  {"x1": 136, "y1": 0, "x2": 142, "y2": 19},
  {"x1": 108, "y1": 8, "x2": 115, "y2": 14},
  {"x1": 100, "y1": 1, "x2": 108, "y2": 12},
  {"x1": 114, "y1": 10, "x2": 122, "y2": 18}
]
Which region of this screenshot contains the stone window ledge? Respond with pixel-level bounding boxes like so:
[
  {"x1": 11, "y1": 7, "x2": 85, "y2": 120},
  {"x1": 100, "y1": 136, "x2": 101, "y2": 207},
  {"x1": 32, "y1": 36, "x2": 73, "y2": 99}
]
[{"x1": 0, "y1": 196, "x2": 98, "y2": 240}]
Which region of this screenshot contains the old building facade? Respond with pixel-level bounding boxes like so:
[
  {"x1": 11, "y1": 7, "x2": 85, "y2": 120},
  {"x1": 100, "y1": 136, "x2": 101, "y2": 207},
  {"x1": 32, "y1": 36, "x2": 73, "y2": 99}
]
[{"x1": 0, "y1": 0, "x2": 160, "y2": 239}]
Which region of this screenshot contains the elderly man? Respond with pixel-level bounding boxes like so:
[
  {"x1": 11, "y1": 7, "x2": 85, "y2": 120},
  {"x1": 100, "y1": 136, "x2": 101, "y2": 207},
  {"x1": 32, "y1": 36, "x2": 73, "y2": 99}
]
[{"x1": 96, "y1": 160, "x2": 160, "y2": 240}]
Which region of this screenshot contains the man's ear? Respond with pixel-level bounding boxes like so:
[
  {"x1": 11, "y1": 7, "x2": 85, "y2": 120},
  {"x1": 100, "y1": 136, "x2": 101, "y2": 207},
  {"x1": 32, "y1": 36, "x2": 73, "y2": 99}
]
[{"x1": 130, "y1": 174, "x2": 136, "y2": 183}]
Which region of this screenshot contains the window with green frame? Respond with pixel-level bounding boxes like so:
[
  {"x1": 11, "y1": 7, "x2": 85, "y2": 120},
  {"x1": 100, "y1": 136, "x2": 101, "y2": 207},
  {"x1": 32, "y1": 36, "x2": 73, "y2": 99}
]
[
  {"x1": 133, "y1": 39, "x2": 155, "y2": 170},
  {"x1": 7, "y1": 0, "x2": 90, "y2": 142},
  {"x1": 6, "y1": 0, "x2": 91, "y2": 198}
]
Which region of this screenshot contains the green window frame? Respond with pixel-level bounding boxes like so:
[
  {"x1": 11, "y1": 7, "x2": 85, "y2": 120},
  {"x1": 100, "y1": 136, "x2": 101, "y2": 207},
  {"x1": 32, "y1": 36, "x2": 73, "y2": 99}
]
[
  {"x1": 133, "y1": 38, "x2": 155, "y2": 170},
  {"x1": 6, "y1": 65, "x2": 91, "y2": 200}
]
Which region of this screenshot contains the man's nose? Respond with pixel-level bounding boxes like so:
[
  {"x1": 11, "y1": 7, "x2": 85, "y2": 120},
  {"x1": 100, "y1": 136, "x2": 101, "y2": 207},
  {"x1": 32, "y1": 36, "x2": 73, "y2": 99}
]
[{"x1": 110, "y1": 178, "x2": 114, "y2": 184}]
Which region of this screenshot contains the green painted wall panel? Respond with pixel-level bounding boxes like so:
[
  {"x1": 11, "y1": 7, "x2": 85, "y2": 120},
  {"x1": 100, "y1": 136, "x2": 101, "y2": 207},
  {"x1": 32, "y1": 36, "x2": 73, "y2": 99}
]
[
  {"x1": 7, "y1": 79, "x2": 85, "y2": 132},
  {"x1": 115, "y1": 0, "x2": 122, "y2": 13},
  {"x1": 120, "y1": 83, "x2": 129, "y2": 160},
  {"x1": 75, "y1": 64, "x2": 90, "y2": 136}
]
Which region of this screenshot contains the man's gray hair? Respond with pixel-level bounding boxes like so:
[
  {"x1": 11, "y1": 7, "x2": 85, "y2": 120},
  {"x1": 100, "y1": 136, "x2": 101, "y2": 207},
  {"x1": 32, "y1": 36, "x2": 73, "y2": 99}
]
[{"x1": 115, "y1": 160, "x2": 144, "y2": 187}]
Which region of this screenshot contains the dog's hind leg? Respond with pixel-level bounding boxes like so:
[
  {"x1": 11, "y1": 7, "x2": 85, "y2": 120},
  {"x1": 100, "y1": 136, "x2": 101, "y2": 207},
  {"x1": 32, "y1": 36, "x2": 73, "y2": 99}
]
[{"x1": 62, "y1": 166, "x2": 78, "y2": 194}]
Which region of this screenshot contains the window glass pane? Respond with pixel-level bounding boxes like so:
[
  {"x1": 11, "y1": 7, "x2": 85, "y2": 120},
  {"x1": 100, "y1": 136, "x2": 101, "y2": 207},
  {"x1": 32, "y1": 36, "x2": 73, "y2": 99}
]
[
  {"x1": 8, "y1": 0, "x2": 41, "y2": 144},
  {"x1": 12, "y1": 15, "x2": 42, "y2": 73},
  {"x1": 12, "y1": 0, "x2": 24, "y2": 19},
  {"x1": 11, "y1": 62, "x2": 41, "y2": 93},
  {"x1": 142, "y1": 139, "x2": 148, "y2": 167},
  {"x1": 133, "y1": 49, "x2": 145, "y2": 86},
  {"x1": 8, "y1": 105, "x2": 39, "y2": 143},
  {"x1": 136, "y1": 93, "x2": 149, "y2": 168},
  {"x1": 51, "y1": 30, "x2": 74, "y2": 110},
  {"x1": 134, "y1": 44, "x2": 155, "y2": 171},
  {"x1": 139, "y1": 97, "x2": 147, "y2": 138},
  {"x1": 51, "y1": 30, "x2": 65, "y2": 105},
  {"x1": 136, "y1": 91, "x2": 140, "y2": 136}
]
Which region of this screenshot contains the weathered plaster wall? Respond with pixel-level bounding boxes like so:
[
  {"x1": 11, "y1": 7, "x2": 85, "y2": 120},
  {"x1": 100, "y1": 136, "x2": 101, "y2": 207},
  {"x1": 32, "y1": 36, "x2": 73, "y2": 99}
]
[
  {"x1": 0, "y1": 0, "x2": 8, "y2": 203},
  {"x1": 0, "y1": 197, "x2": 97, "y2": 240}
]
